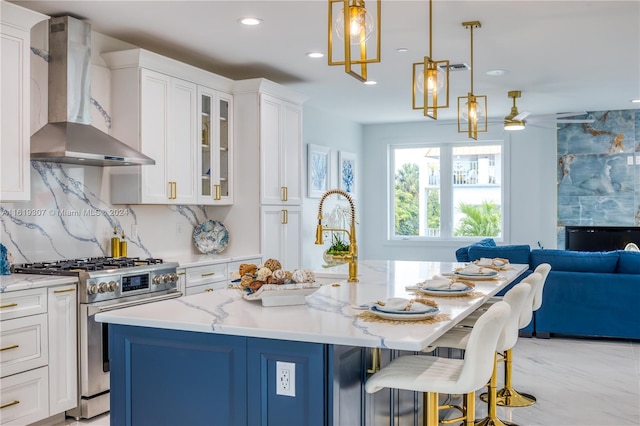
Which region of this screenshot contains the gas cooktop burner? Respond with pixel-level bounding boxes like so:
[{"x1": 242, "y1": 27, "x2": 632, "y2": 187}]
[{"x1": 13, "y1": 257, "x2": 165, "y2": 275}]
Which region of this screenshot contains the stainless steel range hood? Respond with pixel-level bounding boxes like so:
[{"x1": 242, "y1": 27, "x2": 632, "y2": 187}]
[{"x1": 31, "y1": 16, "x2": 154, "y2": 167}]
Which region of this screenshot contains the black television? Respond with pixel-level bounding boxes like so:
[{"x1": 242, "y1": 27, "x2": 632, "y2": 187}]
[{"x1": 565, "y1": 226, "x2": 640, "y2": 251}]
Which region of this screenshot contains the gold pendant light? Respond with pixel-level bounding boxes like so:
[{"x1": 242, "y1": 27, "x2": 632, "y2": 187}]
[
  {"x1": 328, "y1": 0, "x2": 381, "y2": 82},
  {"x1": 458, "y1": 21, "x2": 487, "y2": 140},
  {"x1": 412, "y1": 0, "x2": 449, "y2": 119}
]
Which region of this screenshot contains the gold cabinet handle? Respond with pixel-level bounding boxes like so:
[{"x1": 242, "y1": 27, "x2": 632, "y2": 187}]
[
  {"x1": 167, "y1": 182, "x2": 173, "y2": 199},
  {"x1": 0, "y1": 303, "x2": 17, "y2": 309},
  {"x1": 177, "y1": 271, "x2": 186, "y2": 276},
  {"x1": 54, "y1": 288, "x2": 76, "y2": 294},
  {"x1": 282, "y1": 209, "x2": 288, "y2": 225},
  {"x1": 367, "y1": 347, "x2": 381, "y2": 374},
  {"x1": 0, "y1": 344, "x2": 19, "y2": 352},
  {"x1": 173, "y1": 182, "x2": 177, "y2": 199},
  {"x1": 281, "y1": 186, "x2": 288, "y2": 202},
  {"x1": 214, "y1": 184, "x2": 221, "y2": 200},
  {"x1": 201, "y1": 272, "x2": 216, "y2": 277},
  {"x1": 0, "y1": 400, "x2": 20, "y2": 410},
  {"x1": 204, "y1": 288, "x2": 214, "y2": 292}
]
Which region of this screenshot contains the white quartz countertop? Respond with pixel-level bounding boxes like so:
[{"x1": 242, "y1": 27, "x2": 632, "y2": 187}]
[
  {"x1": 96, "y1": 260, "x2": 528, "y2": 351},
  {"x1": 165, "y1": 253, "x2": 262, "y2": 268},
  {"x1": 0, "y1": 273, "x2": 78, "y2": 293}
]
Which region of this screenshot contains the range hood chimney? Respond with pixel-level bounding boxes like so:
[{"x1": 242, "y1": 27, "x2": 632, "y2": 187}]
[{"x1": 31, "y1": 16, "x2": 154, "y2": 167}]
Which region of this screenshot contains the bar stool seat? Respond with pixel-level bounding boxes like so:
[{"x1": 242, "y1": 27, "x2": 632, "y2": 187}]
[{"x1": 365, "y1": 302, "x2": 512, "y2": 426}]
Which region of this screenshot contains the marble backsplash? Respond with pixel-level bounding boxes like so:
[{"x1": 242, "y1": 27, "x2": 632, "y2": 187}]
[
  {"x1": 0, "y1": 161, "x2": 228, "y2": 263},
  {"x1": 557, "y1": 109, "x2": 640, "y2": 248}
]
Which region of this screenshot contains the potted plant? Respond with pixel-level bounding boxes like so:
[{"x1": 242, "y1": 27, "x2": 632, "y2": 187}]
[{"x1": 323, "y1": 233, "x2": 350, "y2": 266}]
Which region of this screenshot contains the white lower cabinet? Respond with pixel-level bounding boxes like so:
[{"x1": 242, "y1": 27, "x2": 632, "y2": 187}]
[
  {"x1": 0, "y1": 366, "x2": 49, "y2": 426},
  {"x1": 0, "y1": 282, "x2": 77, "y2": 426},
  {"x1": 47, "y1": 284, "x2": 78, "y2": 414},
  {"x1": 184, "y1": 263, "x2": 228, "y2": 296},
  {"x1": 260, "y1": 206, "x2": 302, "y2": 271}
]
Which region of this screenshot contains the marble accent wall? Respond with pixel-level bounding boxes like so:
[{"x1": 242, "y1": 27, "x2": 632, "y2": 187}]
[
  {"x1": 557, "y1": 109, "x2": 640, "y2": 248},
  {"x1": 0, "y1": 162, "x2": 227, "y2": 262}
]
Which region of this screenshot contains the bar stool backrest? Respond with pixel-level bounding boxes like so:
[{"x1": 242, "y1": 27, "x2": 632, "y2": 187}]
[
  {"x1": 497, "y1": 282, "x2": 531, "y2": 352},
  {"x1": 517, "y1": 272, "x2": 542, "y2": 329},
  {"x1": 457, "y1": 301, "x2": 511, "y2": 394},
  {"x1": 532, "y1": 263, "x2": 551, "y2": 311}
]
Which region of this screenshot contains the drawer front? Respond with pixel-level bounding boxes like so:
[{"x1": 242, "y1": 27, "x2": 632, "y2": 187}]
[
  {"x1": 0, "y1": 288, "x2": 47, "y2": 321},
  {"x1": 0, "y1": 314, "x2": 48, "y2": 378},
  {"x1": 227, "y1": 258, "x2": 262, "y2": 281},
  {"x1": 185, "y1": 282, "x2": 229, "y2": 296},
  {"x1": 0, "y1": 366, "x2": 49, "y2": 425},
  {"x1": 185, "y1": 264, "x2": 228, "y2": 287}
]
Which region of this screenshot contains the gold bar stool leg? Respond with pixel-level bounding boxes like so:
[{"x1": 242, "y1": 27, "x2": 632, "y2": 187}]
[
  {"x1": 495, "y1": 349, "x2": 536, "y2": 407},
  {"x1": 464, "y1": 391, "x2": 476, "y2": 426},
  {"x1": 424, "y1": 392, "x2": 439, "y2": 426},
  {"x1": 475, "y1": 353, "x2": 518, "y2": 426}
]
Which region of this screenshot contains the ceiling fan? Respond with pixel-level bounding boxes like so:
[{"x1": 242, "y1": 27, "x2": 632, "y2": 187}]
[{"x1": 503, "y1": 90, "x2": 595, "y2": 131}]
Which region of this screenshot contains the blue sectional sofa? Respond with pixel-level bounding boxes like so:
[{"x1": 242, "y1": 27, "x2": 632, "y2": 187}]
[{"x1": 455, "y1": 239, "x2": 640, "y2": 340}]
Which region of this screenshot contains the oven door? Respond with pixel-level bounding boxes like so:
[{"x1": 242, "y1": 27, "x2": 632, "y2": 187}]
[{"x1": 79, "y1": 291, "x2": 182, "y2": 399}]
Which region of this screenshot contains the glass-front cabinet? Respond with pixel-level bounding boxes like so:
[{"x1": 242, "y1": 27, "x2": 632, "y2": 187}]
[{"x1": 198, "y1": 87, "x2": 233, "y2": 205}]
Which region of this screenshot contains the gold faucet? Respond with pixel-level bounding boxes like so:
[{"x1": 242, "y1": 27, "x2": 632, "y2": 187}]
[{"x1": 315, "y1": 189, "x2": 358, "y2": 282}]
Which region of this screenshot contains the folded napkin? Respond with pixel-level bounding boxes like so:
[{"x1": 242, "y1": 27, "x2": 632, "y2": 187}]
[
  {"x1": 476, "y1": 257, "x2": 508, "y2": 267},
  {"x1": 421, "y1": 278, "x2": 452, "y2": 290},
  {"x1": 459, "y1": 264, "x2": 484, "y2": 274},
  {"x1": 376, "y1": 297, "x2": 434, "y2": 313}
]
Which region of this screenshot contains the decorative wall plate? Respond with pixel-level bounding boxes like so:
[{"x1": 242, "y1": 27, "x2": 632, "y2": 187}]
[{"x1": 193, "y1": 220, "x2": 229, "y2": 254}]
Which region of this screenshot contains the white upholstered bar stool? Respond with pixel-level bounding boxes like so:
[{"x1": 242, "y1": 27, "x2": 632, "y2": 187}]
[
  {"x1": 425, "y1": 281, "x2": 532, "y2": 426},
  {"x1": 365, "y1": 302, "x2": 512, "y2": 426},
  {"x1": 492, "y1": 263, "x2": 551, "y2": 407}
]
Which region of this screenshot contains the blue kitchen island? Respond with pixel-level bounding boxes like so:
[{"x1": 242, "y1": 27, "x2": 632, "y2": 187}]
[{"x1": 97, "y1": 260, "x2": 527, "y2": 426}]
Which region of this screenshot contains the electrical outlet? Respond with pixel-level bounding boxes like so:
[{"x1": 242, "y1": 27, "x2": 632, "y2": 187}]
[
  {"x1": 276, "y1": 361, "x2": 295, "y2": 397},
  {"x1": 176, "y1": 223, "x2": 183, "y2": 235},
  {"x1": 130, "y1": 224, "x2": 138, "y2": 239}
]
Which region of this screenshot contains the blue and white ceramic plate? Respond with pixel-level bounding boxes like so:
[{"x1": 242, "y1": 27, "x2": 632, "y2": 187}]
[
  {"x1": 193, "y1": 220, "x2": 229, "y2": 254},
  {"x1": 369, "y1": 306, "x2": 440, "y2": 321}
]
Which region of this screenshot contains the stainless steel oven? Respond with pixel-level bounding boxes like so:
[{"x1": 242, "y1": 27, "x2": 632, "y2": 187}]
[{"x1": 13, "y1": 257, "x2": 181, "y2": 420}]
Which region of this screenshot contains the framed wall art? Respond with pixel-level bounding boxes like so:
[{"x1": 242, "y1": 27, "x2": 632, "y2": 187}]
[
  {"x1": 338, "y1": 150, "x2": 356, "y2": 198},
  {"x1": 308, "y1": 144, "x2": 331, "y2": 198}
]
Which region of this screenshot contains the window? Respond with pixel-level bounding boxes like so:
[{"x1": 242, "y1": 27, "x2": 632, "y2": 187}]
[{"x1": 391, "y1": 142, "x2": 504, "y2": 240}]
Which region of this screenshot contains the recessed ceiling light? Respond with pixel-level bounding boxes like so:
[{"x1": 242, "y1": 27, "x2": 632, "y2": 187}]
[
  {"x1": 486, "y1": 69, "x2": 508, "y2": 76},
  {"x1": 364, "y1": 80, "x2": 377, "y2": 85},
  {"x1": 396, "y1": 48, "x2": 409, "y2": 53},
  {"x1": 239, "y1": 17, "x2": 262, "y2": 26},
  {"x1": 306, "y1": 52, "x2": 324, "y2": 58},
  {"x1": 631, "y1": 99, "x2": 640, "y2": 103}
]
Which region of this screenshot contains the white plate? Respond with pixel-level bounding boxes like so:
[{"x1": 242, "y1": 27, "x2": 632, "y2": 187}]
[
  {"x1": 454, "y1": 271, "x2": 499, "y2": 280},
  {"x1": 369, "y1": 306, "x2": 440, "y2": 321},
  {"x1": 193, "y1": 220, "x2": 229, "y2": 254},
  {"x1": 418, "y1": 286, "x2": 474, "y2": 296},
  {"x1": 373, "y1": 304, "x2": 435, "y2": 315}
]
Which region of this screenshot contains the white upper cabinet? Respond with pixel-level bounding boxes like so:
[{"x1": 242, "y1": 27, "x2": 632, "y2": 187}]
[
  {"x1": 103, "y1": 49, "x2": 233, "y2": 205},
  {"x1": 198, "y1": 87, "x2": 233, "y2": 205},
  {"x1": 0, "y1": 2, "x2": 47, "y2": 202},
  {"x1": 260, "y1": 94, "x2": 303, "y2": 206}
]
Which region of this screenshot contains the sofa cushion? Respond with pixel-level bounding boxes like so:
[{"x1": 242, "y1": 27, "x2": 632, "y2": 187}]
[
  {"x1": 468, "y1": 245, "x2": 531, "y2": 265},
  {"x1": 616, "y1": 250, "x2": 640, "y2": 274},
  {"x1": 530, "y1": 249, "x2": 619, "y2": 273},
  {"x1": 455, "y1": 238, "x2": 496, "y2": 262}
]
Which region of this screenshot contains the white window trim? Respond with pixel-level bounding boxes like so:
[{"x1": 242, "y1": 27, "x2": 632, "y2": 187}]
[{"x1": 387, "y1": 139, "x2": 511, "y2": 243}]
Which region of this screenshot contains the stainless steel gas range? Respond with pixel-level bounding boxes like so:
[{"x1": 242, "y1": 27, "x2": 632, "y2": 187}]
[{"x1": 13, "y1": 257, "x2": 181, "y2": 420}]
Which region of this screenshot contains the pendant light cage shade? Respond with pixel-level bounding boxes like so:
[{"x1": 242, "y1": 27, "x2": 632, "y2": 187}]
[
  {"x1": 412, "y1": 57, "x2": 450, "y2": 119},
  {"x1": 458, "y1": 93, "x2": 488, "y2": 140},
  {"x1": 328, "y1": 0, "x2": 381, "y2": 82},
  {"x1": 458, "y1": 20, "x2": 487, "y2": 140}
]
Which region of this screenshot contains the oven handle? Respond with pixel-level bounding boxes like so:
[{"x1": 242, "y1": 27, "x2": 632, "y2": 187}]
[{"x1": 87, "y1": 292, "x2": 182, "y2": 316}]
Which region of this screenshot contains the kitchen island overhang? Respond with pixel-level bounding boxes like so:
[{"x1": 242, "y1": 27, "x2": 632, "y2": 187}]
[{"x1": 97, "y1": 260, "x2": 527, "y2": 426}]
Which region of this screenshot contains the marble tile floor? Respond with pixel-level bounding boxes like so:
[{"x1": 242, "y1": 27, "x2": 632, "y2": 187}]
[{"x1": 58, "y1": 336, "x2": 639, "y2": 426}]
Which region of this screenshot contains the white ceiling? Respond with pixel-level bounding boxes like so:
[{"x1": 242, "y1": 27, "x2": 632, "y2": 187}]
[{"x1": 12, "y1": 0, "x2": 640, "y2": 125}]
